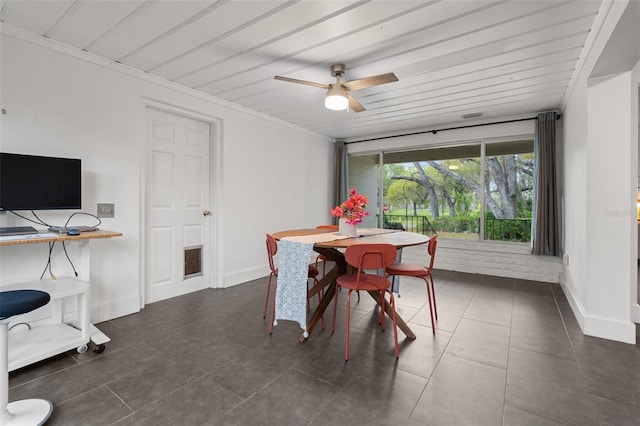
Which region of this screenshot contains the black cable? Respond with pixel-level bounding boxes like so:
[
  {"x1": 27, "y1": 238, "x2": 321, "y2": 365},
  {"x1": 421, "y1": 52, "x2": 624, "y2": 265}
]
[
  {"x1": 9, "y1": 211, "x2": 100, "y2": 279},
  {"x1": 9, "y1": 322, "x2": 31, "y2": 331},
  {"x1": 8, "y1": 210, "x2": 48, "y2": 226},
  {"x1": 40, "y1": 241, "x2": 55, "y2": 280},
  {"x1": 63, "y1": 212, "x2": 101, "y2": 229},
  {"x1": 62, "y1": 241, "x2": 78, "y2": 277},
  {"x1": 31, "y1": 211, "x2": 50, "y2": 226}
]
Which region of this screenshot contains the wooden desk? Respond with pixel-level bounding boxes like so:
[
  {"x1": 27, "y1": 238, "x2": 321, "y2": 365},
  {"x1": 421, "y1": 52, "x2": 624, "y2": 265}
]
[
  {"x1": 272, "y1": 228, "x2": 429, "y2": 341},
  {"x1": 1, "y1": 229, "x2": 123, "y2": 359},
  {"x1": 0, "y1": 229, "x2": 122, "y2": 246}
]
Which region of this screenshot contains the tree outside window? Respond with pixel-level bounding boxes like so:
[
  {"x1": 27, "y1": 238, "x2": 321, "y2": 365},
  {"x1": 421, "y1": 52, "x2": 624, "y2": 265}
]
[{"x1": 351, "y1": 139, "x2": 534, "y2": 242}]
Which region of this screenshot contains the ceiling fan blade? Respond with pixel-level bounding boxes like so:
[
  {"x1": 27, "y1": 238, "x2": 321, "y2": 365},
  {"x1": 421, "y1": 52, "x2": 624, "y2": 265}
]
[
  {"x1": 343, "y1": 72, "x2": 398, "y2": 91},
  {"x1": 274, "y1": 75, "x2": 328, "y2": 90},
  {"x1": 348, "y1": 94, "x2": 366, "y2": 113}
]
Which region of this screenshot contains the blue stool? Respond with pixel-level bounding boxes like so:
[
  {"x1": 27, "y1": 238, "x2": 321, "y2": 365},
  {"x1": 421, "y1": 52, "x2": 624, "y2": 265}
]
[{"x1": 1, "y1": 290, "x2": 52, "y2": 426}]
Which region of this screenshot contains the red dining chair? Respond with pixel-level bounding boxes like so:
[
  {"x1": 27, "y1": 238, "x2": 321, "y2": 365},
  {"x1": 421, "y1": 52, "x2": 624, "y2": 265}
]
[
  {"x1": 386, "y1": 234, "x2": 438, "y2": 333},
  {"x1": 314, "y1": 224, "x2": 362, "y2": 302},
  {"x1": 264, "y1": 234, "x2": 323, "y2": 333},
  {"x1": 314, "y1": 224, "x2": 338, "y2": 276},
  {"x1": 332, "y1": 243, "x2": 399, "y2": 361}
]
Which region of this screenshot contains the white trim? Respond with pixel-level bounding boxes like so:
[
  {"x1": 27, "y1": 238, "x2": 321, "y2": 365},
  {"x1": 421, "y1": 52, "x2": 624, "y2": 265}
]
[
  {"x1": 583, "y1": 315, "x2": 636, "y2": 344},
  {"x1": 0, "y1": 22, "x2": 323, "y2": 140},
  {"x1": 225, "y1": 265, "x2": 270, "y2": 288},
  {"x1": 559, "y1": 270, "x2": 587, "y2": 330},
  {"x1": 560, "y1": 271, "x2": 636, "y2": 344},
  {"x1": 91, "y1": 295, "x2": 140, "y2": 324},
  {"x1": 140, "y1": 100, "x2": 224, "y2": 303},
  {"x1": 210, "y1": 118, "x2": 225, "y2": 289}
]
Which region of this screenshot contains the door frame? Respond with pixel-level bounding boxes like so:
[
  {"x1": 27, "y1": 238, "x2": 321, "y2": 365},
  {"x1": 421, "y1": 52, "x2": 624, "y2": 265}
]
[{"x1": 139, "y1": 99, "x2": 224, "y2": 308}]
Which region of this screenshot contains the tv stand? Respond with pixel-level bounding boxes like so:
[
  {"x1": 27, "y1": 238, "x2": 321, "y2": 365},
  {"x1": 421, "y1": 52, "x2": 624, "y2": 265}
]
[
  {"x1": 0, "y1": 226, "x2": 37, "y2": 236},
  {"x1": 0, "y1": 230, "x2": 122, "y2": 368}
]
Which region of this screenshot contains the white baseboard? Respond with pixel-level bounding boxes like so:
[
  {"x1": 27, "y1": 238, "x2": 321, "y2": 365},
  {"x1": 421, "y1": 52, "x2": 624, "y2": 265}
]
[
  {"x1": 224, "y1": 265, "x2": 269, "y2": 288},
  {"x1": 90, "y1": 295, "x2": 140, "y2": 323},
  {"x1": 583, "y1": 314, "x2": 636, "y2": 344},
  {"x1": 559, "y1": 272, "x2": 636, "y2": 344}
]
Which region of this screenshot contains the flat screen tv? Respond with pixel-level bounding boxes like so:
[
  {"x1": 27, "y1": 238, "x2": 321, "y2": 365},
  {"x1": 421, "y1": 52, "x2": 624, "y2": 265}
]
[{"x1": 0, "y1": 152, "x2": 82, "y2": 211}]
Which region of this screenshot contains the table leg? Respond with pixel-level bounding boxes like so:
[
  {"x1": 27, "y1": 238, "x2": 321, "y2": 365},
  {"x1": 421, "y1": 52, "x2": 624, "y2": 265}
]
[
  {"x1": 368, "y1": 290, "x2": 416, "y2": 339},
  {"x1": 301, "y1": 247, "x2": 344, "y2": 341}
]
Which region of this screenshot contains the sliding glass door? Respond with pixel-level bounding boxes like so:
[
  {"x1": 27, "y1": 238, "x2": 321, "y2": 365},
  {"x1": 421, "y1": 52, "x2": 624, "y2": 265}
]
[{"x1": 347, "y1": 138, "x2": 534, "y2": 242}]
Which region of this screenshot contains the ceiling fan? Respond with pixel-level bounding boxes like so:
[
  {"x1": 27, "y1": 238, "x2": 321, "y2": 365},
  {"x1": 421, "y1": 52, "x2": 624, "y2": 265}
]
[{"x1": 274, "y1": 64, "x2": 398, "y2": 112}]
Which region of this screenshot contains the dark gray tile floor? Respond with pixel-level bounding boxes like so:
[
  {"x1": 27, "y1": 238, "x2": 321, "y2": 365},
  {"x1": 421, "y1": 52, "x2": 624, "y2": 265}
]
[{"x1": 8, "y1": 266, "x2": 640, "y2": 425}]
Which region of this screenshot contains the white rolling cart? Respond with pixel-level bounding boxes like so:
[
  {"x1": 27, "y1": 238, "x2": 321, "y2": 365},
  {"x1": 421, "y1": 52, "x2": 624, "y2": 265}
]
[{"x1": 0, "y1": 230, "x2": 122, "y2": 370}]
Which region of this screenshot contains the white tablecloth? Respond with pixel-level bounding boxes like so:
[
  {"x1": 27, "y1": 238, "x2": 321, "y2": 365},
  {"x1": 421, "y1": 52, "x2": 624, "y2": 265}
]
[{"x1": 273, "y1": 232, "x2": 349, "y2": 334}]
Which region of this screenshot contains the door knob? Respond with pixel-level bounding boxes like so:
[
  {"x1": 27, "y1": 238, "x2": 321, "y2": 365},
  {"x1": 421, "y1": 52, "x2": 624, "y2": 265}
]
[{"x1": 202, "y1": 210, "x2": 212, "y2": 216}]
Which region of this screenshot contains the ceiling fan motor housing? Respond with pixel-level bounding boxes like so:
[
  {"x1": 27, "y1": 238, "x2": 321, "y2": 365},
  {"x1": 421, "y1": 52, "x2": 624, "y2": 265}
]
[{"x1": 330, "y1": 63, "x2": 346, "y2": 77}]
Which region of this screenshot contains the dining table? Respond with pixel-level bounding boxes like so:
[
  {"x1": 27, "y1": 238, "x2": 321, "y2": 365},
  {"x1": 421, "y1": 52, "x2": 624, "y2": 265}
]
[{"x1": 272, "y1": 228, "x2": 430, "y2": 342}]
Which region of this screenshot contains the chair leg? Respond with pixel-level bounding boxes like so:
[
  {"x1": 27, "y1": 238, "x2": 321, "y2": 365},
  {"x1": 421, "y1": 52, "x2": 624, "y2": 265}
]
[
  {"x1": 269, "y1": 281, "x2": 277, "y2": 335},
  {"x1": 263, "y1": 273, "x2": 273, "y2": 319},
  {"x1": 345, "y1": 290, "x2": 352, "y2": 361},
  {"x1": 428, "y1": 273, "x2": 438, "y2": 319},
  {"x1": 422, "y1": 277, "x2": 436, "y2": 333}
]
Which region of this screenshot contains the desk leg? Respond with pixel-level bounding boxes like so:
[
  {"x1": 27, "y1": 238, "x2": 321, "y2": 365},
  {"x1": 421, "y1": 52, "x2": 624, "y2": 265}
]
[
  {"x1": 77, "y1": 240, "x2": 111, "y2": 350},
  {"x1": 368, "y1": 290, "x2": 416, "y2": 340}
]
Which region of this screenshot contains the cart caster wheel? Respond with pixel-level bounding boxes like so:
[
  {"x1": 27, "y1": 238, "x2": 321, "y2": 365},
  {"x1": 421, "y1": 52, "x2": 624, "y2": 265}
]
[
  {"x1": 93, "y1": 344, "x2": 106, "y2": 354},
  {"x1": 77, "y1": 344, "x2": 88, "y2": 354}
]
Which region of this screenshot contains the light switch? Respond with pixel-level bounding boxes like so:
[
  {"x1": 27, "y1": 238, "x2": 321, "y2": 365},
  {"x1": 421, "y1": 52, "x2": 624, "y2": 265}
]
[{"x1": 97, "y1": 203, "x2": 115, "y2": 218}]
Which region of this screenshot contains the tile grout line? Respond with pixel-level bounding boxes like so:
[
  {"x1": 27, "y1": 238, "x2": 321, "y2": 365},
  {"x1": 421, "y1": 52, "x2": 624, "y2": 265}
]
[
  {"x1": 500, "y1": 277, "x2": 515, "y2": 426},
  {"x1": 550, "y1": 283, "x2": 602, "y2": 426},
  {"x1": 406, "y1": 273, "x2": 484, "y2": 424}
]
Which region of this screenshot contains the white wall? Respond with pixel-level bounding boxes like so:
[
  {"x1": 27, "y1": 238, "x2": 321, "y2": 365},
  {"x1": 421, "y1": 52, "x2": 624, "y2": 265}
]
[
  {"x1": 0, "y1": 28, "x2": 333, "y2": 323},
  {"x1": 560, "y1": 1, "x2": 639, "y2": 343}
]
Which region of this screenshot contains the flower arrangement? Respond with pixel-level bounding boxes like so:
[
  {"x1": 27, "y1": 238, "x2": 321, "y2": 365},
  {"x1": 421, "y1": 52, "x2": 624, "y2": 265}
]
[{"x1": 331, "y1": 187, "x2": 369, "y2": 225}]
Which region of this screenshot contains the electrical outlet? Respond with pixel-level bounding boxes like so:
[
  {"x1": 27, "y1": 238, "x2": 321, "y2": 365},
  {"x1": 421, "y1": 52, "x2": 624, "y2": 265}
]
[{"x1": 97, "y1": 203, "x2": 115, "y2": 218}]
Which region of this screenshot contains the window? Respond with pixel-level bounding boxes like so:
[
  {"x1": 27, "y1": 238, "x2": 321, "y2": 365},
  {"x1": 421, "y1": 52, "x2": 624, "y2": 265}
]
[
  {"x1": 484, "y1": 141, "x2": 534, "y2": 242},
  {"x1": 348, "y1": 139, "x2": 534, "y2": 242}
]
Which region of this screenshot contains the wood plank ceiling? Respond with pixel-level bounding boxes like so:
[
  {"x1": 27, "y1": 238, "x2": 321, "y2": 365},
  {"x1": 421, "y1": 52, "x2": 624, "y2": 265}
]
[{"x1": 0, "y1": 0, "x2": 605, "y2": 141}]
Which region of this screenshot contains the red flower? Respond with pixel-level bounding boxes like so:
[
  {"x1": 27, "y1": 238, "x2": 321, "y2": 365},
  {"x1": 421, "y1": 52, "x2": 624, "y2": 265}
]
[
  {"x1": 331, "y1": 188, "x2": 369, "y2": 225},
  {"x1": 330, "y1": 206, "x2": 344, "y2": 218}
]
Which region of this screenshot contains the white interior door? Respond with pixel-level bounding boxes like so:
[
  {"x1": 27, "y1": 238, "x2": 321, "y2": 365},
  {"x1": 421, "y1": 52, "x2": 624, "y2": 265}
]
[{"x1": 145, "y1": 108, "x2": 211, "y2": 304}]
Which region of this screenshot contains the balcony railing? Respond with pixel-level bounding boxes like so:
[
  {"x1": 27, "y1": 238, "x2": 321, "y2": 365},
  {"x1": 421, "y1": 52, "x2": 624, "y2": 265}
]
[
  {"x1": 381, "y1": 214, "x2": 531, "y2": 242},
  {"x1": 484, "y1": 217, "x2": 531, "y2": 242}
]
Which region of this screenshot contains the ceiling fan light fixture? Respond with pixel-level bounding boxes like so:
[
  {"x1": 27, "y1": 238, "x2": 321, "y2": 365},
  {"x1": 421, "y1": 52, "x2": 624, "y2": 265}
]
[{"x1": 325, "y1": 84, "x2": 348, "y2": 110}]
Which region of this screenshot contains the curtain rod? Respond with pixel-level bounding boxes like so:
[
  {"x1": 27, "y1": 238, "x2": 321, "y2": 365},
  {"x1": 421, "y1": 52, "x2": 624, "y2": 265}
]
[{"x1": 344, "y1": 115, "x2": 560, "y2": 145}]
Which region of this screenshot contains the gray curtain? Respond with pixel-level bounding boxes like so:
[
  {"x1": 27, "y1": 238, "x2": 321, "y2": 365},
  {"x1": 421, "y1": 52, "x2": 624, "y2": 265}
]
[
  {"x1": 333, "y1": 141, "x2": 348, "y2": 223},
  {"x1": 532, "y1": 112, "x2": 560, "y2": 256}
]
